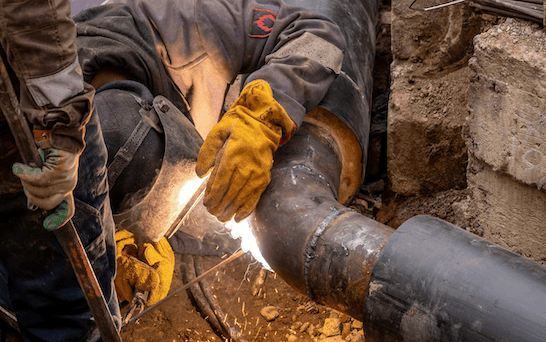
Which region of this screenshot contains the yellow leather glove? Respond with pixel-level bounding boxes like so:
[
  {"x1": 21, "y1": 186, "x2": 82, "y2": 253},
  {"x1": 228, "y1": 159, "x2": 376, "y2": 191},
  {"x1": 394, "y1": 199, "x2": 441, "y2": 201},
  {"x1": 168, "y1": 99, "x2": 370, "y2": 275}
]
[
  {"x1": 196, "y1": 79, "x2": 296, "y2": 222},
  {"x1": 115, "y1": 230, "x2": 175, "y2": 306}
]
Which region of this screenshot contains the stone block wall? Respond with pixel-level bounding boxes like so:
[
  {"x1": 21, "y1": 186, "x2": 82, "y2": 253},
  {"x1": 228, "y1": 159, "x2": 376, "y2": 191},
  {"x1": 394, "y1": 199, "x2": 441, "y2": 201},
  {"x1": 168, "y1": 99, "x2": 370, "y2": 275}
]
[
  {"x1": 388, "y1": 1, "x2": 485, "y2": 196},
  {"x1": 465, "y1": 19, "x2": 546, "y2": 262},
  {"x1": 387, "y1": 5, "x2": 546, "y2": 262},
  {"x1": 468, "y1": 19, "x2": 546, "y2": 190}
]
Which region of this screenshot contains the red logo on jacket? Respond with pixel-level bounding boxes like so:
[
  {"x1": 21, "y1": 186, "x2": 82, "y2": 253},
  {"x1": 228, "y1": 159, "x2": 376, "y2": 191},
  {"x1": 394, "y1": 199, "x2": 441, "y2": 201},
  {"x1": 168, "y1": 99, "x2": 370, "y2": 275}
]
[{"x1": 250, "y1": 9, "x2": 276, "y2": 38}]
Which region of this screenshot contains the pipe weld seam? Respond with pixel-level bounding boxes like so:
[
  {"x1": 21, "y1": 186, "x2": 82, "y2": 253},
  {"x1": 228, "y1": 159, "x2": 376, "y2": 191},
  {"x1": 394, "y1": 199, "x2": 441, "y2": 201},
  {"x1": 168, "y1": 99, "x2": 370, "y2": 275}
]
[
  {"x1": 282, "y1": 164, "x2": 338, "y2": 200},
  {"x1": 303, "y1": 206, "x2": 352, "y2": 300}
]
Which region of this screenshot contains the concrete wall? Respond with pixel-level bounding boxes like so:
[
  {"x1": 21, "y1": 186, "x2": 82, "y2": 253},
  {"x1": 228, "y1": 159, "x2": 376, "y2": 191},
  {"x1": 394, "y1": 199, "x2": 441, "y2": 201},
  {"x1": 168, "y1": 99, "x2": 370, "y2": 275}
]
[
  {"x1": 388, "y1": 1, "x2": 483, "y2": 195},
  {"x1": 388, "y1": 6, "x2": 546, "y2": 262},
  {"x1": 465, "y1": 19, "x2": 546, "y2": 262}
]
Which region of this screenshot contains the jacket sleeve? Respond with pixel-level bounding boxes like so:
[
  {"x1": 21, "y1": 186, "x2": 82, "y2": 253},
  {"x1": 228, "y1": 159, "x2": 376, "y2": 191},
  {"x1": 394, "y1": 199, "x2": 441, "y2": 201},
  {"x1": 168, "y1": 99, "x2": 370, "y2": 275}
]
[
  {"x1": 0, "y1": 0, "x2": 92, "y2": 154},
  {"x1": 196, "y1": 0, "x2": 346, "y2": 129}
]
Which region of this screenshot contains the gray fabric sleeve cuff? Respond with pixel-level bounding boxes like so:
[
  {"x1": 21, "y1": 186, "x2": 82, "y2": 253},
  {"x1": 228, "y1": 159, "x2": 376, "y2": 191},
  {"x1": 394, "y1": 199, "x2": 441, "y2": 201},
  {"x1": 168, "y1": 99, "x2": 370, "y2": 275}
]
[
  {"x1": 26, "y1": 58, "x2": 85, "y2": 107},
  {"x1": 265, "y1": 32, "x2": 344, "y2": 74}
]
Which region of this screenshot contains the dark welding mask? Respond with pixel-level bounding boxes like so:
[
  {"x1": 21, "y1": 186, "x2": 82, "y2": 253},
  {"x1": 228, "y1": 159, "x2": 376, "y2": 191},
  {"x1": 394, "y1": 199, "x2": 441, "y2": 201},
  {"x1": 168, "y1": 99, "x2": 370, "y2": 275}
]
[{"x1": 95, "y1": 80, "x2": 215, "y2": 242}]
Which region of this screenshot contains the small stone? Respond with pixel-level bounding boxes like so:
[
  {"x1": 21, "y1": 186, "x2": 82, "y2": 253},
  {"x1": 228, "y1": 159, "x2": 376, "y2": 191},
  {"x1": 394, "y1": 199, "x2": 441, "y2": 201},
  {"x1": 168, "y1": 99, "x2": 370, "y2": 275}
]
[
  {"x1": 322, "y1": 318, "x2": 342, "y2": 337},
  {"x1": 345, "y1": 330, "x2": 358, "y2": 341},
  {"x1": 351, "y1": 320, "x2": 363, "y2": 330},
  {"x1": 307, "y1": 325, "x2": 317, "y2": 337},
  {"x1": 292, "y1": 314, "x2": 298, "y2": 322},
  {"x1": 320, "y1": 336, "x2": 345, "y2": 342},
  {"x1": 338, "y1": 313, "x2": 351, "y2": 324},
  {"x1": 291, "y1": 322, "x2": 303, "y2": 331},
  {"x1": 296, "y1": 305, "x2": 306, "y2": 315},
  {"x1": 349, "y1": 331, "x2": 365, "y2": 342},
  {"x1": 299, "y1": 322, "x2": 311, "y2": 333},
  {"x1": 288, "y1": 335, "x2": 298, "y2": 342},
  {"x1": 341, "y1": 323, "x2": 352, "y2": 339},
  {"x1": 260, "y1": 306, "x2": 279, "y2": 321}
]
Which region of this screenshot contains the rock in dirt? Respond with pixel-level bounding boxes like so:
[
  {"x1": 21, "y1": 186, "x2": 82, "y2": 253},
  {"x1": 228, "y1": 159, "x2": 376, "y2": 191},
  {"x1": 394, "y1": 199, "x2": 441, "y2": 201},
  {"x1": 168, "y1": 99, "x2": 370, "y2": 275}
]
[
  {"x1": 260, "y1": 306, "x2": 280, "y2": 321},
  {"x1": 299, "y1": 322, "x2": 311, "y2": 333},
  {"x1": 348, "y1": 331, "x2": 365, "y2": 342},
  {"x1": 322, "y1": 318, "x2": 342, "y2": 337},
  {"x1": 319, "y1": 336, "x2": 345, "y2": 342},
  {"x1": 291, "y1": 322, "x2": 303, "y2": 331},
  {"x1": 351, "y1": 320, "x2": 363, "y2": 330},
  {"x1": 341, "y1": 323, "x2": 352, "y2": 339}
]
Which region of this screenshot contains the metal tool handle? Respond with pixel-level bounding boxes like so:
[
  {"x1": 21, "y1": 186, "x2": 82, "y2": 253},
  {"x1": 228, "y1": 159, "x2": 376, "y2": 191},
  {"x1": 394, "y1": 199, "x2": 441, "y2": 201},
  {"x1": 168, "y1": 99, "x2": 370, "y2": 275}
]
[{"x1": 0, "y1": 59, "x2": 122, "y2": 342}]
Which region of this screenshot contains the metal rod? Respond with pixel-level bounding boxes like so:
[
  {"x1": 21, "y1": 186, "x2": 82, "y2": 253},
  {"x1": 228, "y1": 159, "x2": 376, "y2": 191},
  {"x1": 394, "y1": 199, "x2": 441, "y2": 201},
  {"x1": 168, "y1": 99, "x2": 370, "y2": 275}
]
[
  {"x1": 0, "y1": 59, "x2": 122, "y2": 342},
  {"x1": 475, "y1": 0, "x2": 544, "y2": 18},
  {"x1": 166, "y1": 175, "x2": 209, "y2": 239},
  {"x1": 125, "y1": 249, "x2": 245, "y2": 326},
  {"x1": 0, "y1": 306, "x2": 18, "y2": 332},
  {"x1": 410, "y1": 0, "x2": 468, "y2": 11},
  {"x1": 471, "y1": 1, "x2": 543, "y2": 21}
]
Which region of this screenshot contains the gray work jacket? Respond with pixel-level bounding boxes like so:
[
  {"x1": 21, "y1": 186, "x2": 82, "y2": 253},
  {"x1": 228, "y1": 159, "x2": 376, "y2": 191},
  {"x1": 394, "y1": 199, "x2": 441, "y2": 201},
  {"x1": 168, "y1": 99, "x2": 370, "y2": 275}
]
[{"x1": 76, "y1": 0, "x2": 345, "y2": 138}]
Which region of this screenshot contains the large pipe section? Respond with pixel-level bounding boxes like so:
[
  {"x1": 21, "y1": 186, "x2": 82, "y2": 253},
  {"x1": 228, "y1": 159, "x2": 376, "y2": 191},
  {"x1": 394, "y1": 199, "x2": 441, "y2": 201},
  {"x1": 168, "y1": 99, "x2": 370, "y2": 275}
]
[
  {"x1": 364, "y1": 215, "x2": 546, "y2": 341},
  {"x1": 250, "y1": 121, "x2": 394, "y2": 319}
]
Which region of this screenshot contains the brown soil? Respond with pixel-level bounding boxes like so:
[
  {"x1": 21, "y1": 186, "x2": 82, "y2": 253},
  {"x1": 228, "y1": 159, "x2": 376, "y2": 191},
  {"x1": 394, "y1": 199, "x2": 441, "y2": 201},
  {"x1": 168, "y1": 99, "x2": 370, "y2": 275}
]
[{"x1": 120, "y1": 253, "x2": 360, "y2": 342}]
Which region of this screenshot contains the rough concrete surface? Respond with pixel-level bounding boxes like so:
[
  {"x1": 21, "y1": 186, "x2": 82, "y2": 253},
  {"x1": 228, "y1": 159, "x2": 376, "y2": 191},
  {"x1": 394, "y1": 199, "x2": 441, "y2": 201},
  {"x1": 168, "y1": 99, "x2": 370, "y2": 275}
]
[
  {"x1": 387, "y1": 61, "x2": 469, "y2": 196},
  {"x1": 392, "y1": 0, "x2": 482, "y2": 67},
  {"x1": 468, "y1": 18, "x2": 546, "y2": 190},
  {"x1": 465, "y1": 156, "x2": 546, "y2": 263}
]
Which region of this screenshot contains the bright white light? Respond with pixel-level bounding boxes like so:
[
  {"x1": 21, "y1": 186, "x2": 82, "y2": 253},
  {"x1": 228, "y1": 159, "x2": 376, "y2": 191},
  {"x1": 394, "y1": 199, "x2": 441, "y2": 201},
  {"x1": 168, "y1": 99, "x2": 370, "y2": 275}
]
[
  {"x1": 225, "y1": 218, "x2": 272, "y2": 271},
  {"x1": 177, "y1": 177, "x2": 206, "y2": 207}
]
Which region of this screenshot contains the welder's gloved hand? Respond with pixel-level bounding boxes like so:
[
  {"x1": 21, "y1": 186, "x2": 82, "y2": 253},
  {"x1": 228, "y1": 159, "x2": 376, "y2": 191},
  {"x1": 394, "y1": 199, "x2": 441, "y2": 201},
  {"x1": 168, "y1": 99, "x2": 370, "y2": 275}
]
[
  {"x1": 115, "y1": 229, "x2": 175, "y2": 306},
  {"x1": 12, "y1": 146, "x2": 79, "y2": 230},
  {"x1": 196, "y1": 79, "x2": 296, "y2": 223}
]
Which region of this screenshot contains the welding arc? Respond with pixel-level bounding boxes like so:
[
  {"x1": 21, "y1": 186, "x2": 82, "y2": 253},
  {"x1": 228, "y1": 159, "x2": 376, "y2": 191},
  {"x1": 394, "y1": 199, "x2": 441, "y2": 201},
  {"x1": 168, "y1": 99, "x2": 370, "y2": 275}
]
[{"x1": 124, "y1": 249, "x2": 245, "y2": 326}]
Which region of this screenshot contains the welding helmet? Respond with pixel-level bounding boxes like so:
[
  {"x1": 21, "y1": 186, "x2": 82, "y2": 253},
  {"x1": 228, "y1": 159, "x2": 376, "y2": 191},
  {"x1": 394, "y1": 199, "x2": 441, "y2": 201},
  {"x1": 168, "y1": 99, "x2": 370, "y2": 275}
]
[{"x1": 95, "y1": 80, "x2": 213, "y2": 242}]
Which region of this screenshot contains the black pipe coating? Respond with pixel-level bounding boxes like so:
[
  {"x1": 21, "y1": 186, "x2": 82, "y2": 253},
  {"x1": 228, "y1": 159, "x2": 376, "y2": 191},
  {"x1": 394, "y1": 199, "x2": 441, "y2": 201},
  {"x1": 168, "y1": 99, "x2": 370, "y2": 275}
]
[{"x1": 364, "y1": 215, "x2": 546, "y2": 342}]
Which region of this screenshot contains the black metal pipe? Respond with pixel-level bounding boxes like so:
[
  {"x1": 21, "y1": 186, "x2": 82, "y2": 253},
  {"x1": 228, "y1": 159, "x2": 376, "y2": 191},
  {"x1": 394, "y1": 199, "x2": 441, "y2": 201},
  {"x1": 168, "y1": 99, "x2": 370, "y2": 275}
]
[
  {"x1": 364, "y1": 215, "x2": 546, "y2": 342},
  {"x1": 250, "y1": 123, "x2": 394, "y2": 320}
]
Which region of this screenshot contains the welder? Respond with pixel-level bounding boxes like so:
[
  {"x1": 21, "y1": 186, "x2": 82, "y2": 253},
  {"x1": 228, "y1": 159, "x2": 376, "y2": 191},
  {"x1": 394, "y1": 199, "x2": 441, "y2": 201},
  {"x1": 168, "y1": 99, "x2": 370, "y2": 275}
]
[
  {"x1": 0, "y1": 0, "x2": 121, "y2": 340},
  {"x1": 73, "y1": 0, "x2": 346, "y2": 314}
]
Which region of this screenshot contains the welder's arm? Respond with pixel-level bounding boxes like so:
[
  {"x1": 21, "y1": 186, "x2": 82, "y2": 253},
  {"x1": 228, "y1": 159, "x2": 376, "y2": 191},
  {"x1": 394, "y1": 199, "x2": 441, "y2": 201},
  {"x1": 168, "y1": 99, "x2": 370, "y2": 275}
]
[
  {"x1": 196, "y1": 0, "x2": 345, "y2": 222},
  {"x1": 196, "y1": 79, "x2": 296, "y2": 222},
  {"x1": 1, "y1": 0, "x2": 94, "y2": 230},
  {"x1": 196, "y1": 0, "x2": 346, "y2": 128}
]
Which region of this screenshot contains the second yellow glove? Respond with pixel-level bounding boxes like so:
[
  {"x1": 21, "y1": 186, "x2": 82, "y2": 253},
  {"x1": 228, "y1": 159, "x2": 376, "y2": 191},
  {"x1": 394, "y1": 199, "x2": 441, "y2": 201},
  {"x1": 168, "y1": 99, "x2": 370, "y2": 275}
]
[
  {"x1": 196, "y1": 79, "x2": 296, "y2": 223},
  {"x1": 115, "y1": 230, "x2": 175, "y2": 306}
]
